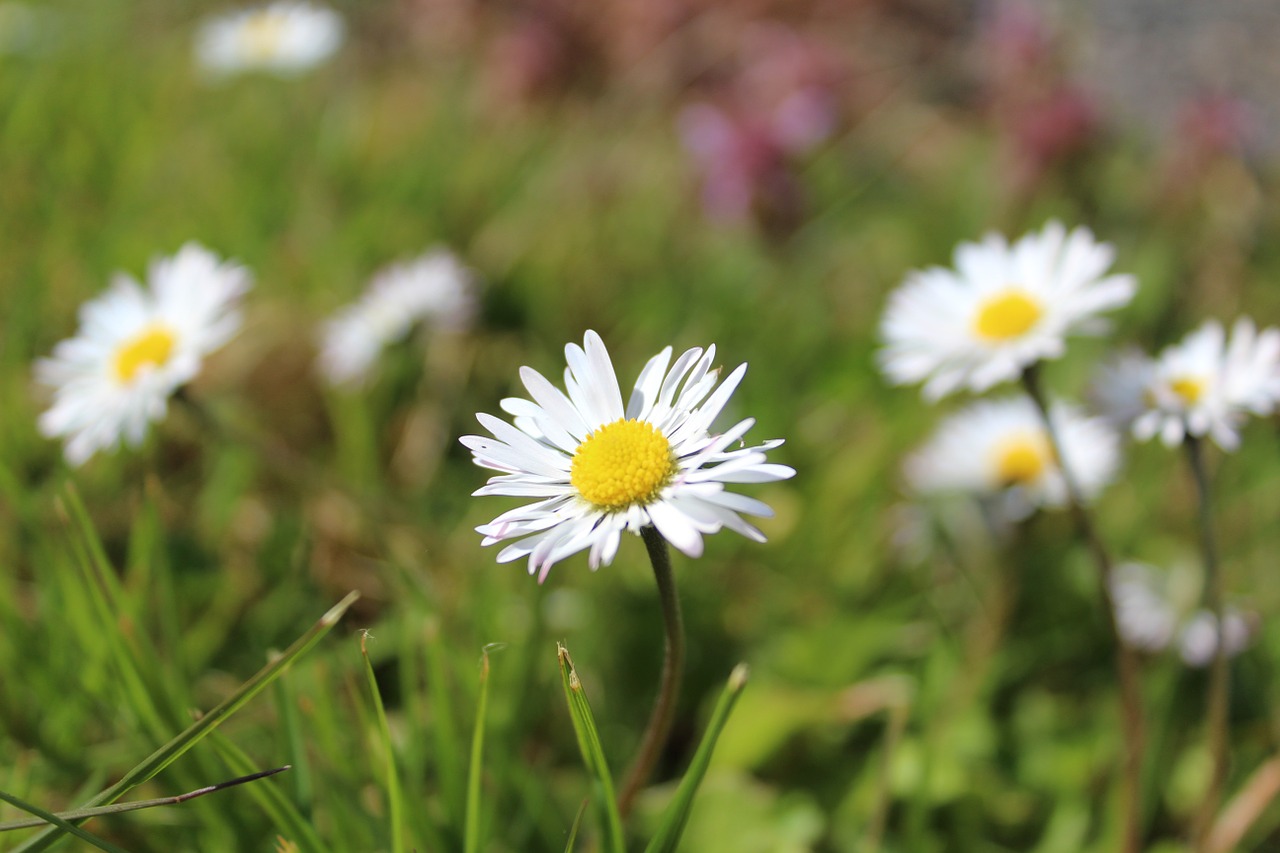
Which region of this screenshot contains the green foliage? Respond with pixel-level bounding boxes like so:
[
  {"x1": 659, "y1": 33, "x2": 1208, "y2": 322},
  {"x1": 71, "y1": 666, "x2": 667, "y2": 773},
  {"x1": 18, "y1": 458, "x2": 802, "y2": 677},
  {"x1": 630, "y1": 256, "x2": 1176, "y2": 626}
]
[{"x1": 4, "y1": 1, "x2": 1280, "y2": 851}]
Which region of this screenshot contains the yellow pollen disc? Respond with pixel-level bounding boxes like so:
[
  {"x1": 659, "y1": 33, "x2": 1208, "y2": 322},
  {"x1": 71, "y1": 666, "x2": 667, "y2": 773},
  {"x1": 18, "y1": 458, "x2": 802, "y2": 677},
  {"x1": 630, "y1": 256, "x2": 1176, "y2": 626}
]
[
  {"x1": 995, "y1": 435, "x2": 1048, "y2": 486},
  {"x1": 570, "y1": 418, "x2": 677, "y2": 510},
  {"x1": 113, "y1": 325, "x2": 177, "y2": 384},
  {"x1": 973, "y1": 289, "x2": 1043, "y2": 341},
  {"x1": 1169, "y1": 376, "x2": 1205, "y2": 406},
  {"x1": 242, "y1": 12, "x2": 287, "y2": 59}
]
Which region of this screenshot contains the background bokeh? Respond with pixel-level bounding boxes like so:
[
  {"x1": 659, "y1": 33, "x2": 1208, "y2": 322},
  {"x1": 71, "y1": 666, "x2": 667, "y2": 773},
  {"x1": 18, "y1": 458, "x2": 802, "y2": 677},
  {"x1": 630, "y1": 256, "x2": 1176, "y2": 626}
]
[{"x1": 4, "y1": 1, "x2": 1280, "y2": 850}]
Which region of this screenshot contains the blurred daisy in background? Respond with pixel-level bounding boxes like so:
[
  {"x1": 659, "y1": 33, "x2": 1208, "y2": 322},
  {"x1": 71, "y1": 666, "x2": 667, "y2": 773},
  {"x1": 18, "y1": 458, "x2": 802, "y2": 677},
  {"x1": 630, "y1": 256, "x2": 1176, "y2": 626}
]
[
  {"x1": 880, "y1": 220, "x2": 1136, "y2": 400},
  {"x1": 36, "y1": 244, "x2": 251, "y2": 466},
  {"x1": 462, "y1": 330, "x2": 795, "y2": 582},
  {"x1": 1094, "y1": 317, "x2": 1280, "y2": 450},
  {"x1": 905, "y1": 395, "x2": 1119, "y2": 520},
  {"x1": 195, "y1": 1, "x2": 343, "y2": 78},
  {"x1": 1110, "y1": 562, "x2": 1179, "y2": 653},
  {"x1": 317, "y1": 248, "x2": 477, "y2": 388},
  {"x1": 1178, "y1": 608, "x2": 1256, "y2": 668},
  {"x1": 1108, "y1": 560, "x2": 1257, "y2": 666}
]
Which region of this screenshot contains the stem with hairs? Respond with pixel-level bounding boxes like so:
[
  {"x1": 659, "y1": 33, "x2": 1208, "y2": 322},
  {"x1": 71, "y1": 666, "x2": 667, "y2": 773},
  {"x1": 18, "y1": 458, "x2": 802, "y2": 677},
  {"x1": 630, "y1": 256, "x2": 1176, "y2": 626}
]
[
  {"x1": 1022, "y1": 365, "x2": 1145, "y2": 853},
  {"x1": 1187, "y1": 435, "x2": 1229, "y2": 849},
  {"x1": 617, "y1": 526, "x2": 686, "y2": 819}
]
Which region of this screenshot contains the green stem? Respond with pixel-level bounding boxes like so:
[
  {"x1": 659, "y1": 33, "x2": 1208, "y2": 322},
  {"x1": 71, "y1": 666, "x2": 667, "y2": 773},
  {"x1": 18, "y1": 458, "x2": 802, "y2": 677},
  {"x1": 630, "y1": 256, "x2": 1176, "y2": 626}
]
[
  {"x1": 617, "y1": 526, "x2": 686, "y2": 819},
  {"x1": 1186, "y1": 435, "x2": 1229, "y2": 849},
  {"x1": 1022, "y1": 366, "x2": 1145, "y2": 853}
]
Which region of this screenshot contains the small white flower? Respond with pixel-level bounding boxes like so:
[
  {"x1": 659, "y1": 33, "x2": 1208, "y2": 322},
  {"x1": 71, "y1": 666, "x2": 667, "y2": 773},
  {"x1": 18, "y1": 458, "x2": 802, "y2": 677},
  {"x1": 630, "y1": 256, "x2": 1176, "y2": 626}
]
[
  {"x1": 36, "y1": 244, "x2": 251, "y2": 466},
  {"x1": 905, "y1": 396, "x2": 1119, "y2": 520},
  {"x1": 880, "y1": 221, "x2": 1136, "y2": 400},
  {"x1": 195, "y1": 2, "x2": 343, "y2": 78},
  {"x1": 318, "y1": 249, "x2": 477, "y2": 387},
  {"x1": 1107, "y1": 317, "x2": 1280, "y2": 451},
  {"x1": 1111, "y1": 562, "x2": 1179, "y2": 653},
  {"x1": 1178, "y1": 608, "x2": 1254, "y2": 668},
  {"x1": 461, "y1": 331, "x2": 795, "y2": 582}
]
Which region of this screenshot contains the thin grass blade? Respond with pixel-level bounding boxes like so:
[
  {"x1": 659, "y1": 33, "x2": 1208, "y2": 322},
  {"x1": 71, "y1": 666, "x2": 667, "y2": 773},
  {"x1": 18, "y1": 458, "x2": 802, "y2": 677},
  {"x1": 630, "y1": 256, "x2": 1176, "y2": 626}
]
[
  {"x1": 643, "y1": 664, "x2": 750, "y2": 853},
  {"x1": 360, "y1": 631, "x2": 405, "y2": 853},
  {"x1": 0, "y1": 790, "x2": 129, "y2": 853},
  {"x1": 464, "y1": 646, "x2": 496, "y2": 853},
  {"x1": 562, "y1": 799, "x2": 588, "y2": 853},
  {"x1": 13, "y1": 592, "x2": 359, "y2": 853},
  {"x1": 556, "y1": 644, "x2": 625, "y2": 853}
]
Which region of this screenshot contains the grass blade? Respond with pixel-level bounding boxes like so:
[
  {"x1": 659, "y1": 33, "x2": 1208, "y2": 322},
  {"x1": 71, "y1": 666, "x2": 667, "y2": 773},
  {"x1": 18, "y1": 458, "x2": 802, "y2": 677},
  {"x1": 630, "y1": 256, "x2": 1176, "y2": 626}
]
[
  {"x1": 464, "y1": 646, "x2": 496, "y2": 853},
  {"x1": 556, "y1": 644, "x2": 625, "y2": 853},
  {"x1": 562, "y1": 799, "x2": 588, "y2": 853},
  {"x1": 0, "y1": 767, "x2": 289, "y2": 832},
  {"x1": 360, "y1": 630, "x2": 405, "y2": 853},
  {"x1": 13, "y1": 592, "x2": 359, "y2": 853},
  {"x1": 0, "y1": 789, "x2": 129, "y2": 853},
  {"x1": 643, "y1": 664, "x2": 750, "y2": 853},
  {"x1": 211, "y1": 737, "x2": 330, "y2": 853}
]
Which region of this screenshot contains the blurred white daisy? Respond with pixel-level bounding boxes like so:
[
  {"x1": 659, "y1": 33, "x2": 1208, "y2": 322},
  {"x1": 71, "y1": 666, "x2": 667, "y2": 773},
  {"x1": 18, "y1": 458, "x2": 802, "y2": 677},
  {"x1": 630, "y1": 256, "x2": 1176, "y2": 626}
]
[
  {"x1": 317, "y1": 248, "x2": 477, "y2": 387},
  {"x1": 1109, "y1": 318, "x2": 1280, "y2": 451},
  {"x1": 461, "y1": 331, "x2": 795, "y2": 582},
  {"x1": 905, "y1": 396, "x2": 1119, "y2": 520},
  {"x1": 1110, "y1": 562, "x2": 1179, "y2": 653},
  {"x1": 880, "y1": 221, "x2": 1136, "y2": 401},
  {"x1": 195, "y1": 2, "x2": 343, "y2": 78},
  {"x1": 36, "y1": 244, "x2": 251, "y2": 466},
  {"x1": 1178, "y1": 608, "x2": 1255, "y2": 668}
]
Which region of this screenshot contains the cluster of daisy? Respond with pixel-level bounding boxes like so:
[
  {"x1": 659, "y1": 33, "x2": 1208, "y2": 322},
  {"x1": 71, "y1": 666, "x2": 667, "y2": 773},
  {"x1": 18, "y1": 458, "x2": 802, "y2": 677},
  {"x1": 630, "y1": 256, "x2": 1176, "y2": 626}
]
[
  {"x1": 881, "y1": 221, "x2": 1136, "y2": 516},
  {"x1": 36, "y1": 243, "x2": 477, "y2": 467},
  {"x1": 879, "y1": 219, "x2": 1280, "y2": 660},
  {"x1": 1111, "y1": 562, "x2": 1255, "y2": 667}
]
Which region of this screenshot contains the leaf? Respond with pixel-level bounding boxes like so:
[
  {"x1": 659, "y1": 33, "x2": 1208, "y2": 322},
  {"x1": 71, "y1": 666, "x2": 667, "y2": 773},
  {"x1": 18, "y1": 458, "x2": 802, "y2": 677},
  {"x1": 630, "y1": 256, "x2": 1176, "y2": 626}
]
[
  {"x1": 556, "y1": 644, "x2": 625, "y2": 853},
  {"x1": 644, "y1": 664, "x2": 750, "y2": 853}
]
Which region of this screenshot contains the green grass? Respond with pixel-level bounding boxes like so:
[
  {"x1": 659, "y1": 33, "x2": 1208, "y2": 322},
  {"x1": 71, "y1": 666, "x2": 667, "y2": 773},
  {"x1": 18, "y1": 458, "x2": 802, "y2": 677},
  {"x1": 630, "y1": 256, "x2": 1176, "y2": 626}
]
[{"x1": 4, "y1": 1, "x2": 1280, "y2": 851}]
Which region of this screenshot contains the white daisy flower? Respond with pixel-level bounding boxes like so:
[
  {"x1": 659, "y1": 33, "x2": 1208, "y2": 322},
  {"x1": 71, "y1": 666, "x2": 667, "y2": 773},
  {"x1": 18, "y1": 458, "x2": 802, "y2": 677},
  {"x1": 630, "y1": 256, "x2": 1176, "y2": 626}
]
[
  {"x1": 36, "y1": 244, "x2": 251, "y2": 466},
  {"x1": 1178, "y1": 608, "x2": 1255, "y2": 668},
  {"x1": 1110, "y1": 562, "x2": 1179, "y2": 653},
  {"x1": 461, "y1": 331, "x2": 795, "y2": 582},
  {"x1": 905, "y1": 396, "x2": 1119, "y2": 520},
  {"x1": 1123, "y1": 318, "x2": 1280, "y2": 451},
  {"x1": 317, "y1": 248, "x2": 477, "y2": 387},
  {"x1": 880, "y1": 221, "x2": 1137, "y2": 401},
  {"x1": 195, "y1": 2, "x2": 343, "y2": 78}
]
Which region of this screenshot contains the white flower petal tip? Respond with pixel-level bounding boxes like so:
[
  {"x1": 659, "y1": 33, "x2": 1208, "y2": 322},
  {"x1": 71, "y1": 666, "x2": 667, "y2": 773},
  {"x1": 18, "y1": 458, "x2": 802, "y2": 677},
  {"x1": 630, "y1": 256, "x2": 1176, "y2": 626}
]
[
  {"x1": 36, "y1": 243, "x2": 251, "y2": 466},
  {"x1": 904, "y1": 396, "x2": 1119, "y2": 520},
  {"x1": 317, "y1": 248, "x2": 477, "y2": 388},
  {"x1": 1093, "y1": 315, "x2": 1280, "y2": 452},
  {"x1": 462, "y1": 331, "x2": 792, "y2": 581},
  {"x1": 879, "y1": 220, "x2": 1136, "y2": 400},
  {"x1": 195, "y1": 2, "x2": 344, "y2": 78}
]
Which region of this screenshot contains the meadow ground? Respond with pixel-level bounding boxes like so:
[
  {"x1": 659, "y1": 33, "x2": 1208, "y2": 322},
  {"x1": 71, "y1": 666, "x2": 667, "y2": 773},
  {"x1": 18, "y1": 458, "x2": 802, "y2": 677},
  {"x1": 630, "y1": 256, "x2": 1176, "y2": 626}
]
[{"x1": 3, "y1": 2, "x2": 1280, "y2": 851}]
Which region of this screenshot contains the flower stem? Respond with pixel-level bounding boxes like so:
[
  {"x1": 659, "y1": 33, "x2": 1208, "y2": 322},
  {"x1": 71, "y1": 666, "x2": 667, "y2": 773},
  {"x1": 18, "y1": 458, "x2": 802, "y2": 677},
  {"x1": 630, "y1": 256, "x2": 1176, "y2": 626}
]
[
  {"x1": 1021, "y1": 365, "x2": 1145, "y2": 853},
  {"x1": 1186, "y1": 435, "x2": 1229, "y2": 849},
  {"x1": 617, "y1": 525, "x2": 686, "y2": 819}
]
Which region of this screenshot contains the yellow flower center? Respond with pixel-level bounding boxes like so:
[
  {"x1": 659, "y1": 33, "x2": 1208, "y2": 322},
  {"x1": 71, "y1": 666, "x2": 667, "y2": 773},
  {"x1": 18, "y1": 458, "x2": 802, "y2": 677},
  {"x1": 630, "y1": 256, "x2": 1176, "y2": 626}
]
[
  {"x1": 1169, "y1": 376, "x2": 1206, "y2": 406},
  {"x1": 570, "y1": 418, "x2": 677, "y2": 510},
  {"x1": 973, "y1": 289, "x2": 1043, "y2": 341},
  {"x1": 995, "y1": 435, "x2": 1048, "y2": 486},
  {"x1": 242, "y1": 12, "x2": 287, "y2": 60},
  {"x1": 113, "y1": 325, "x2": 177, "y2": 384}
]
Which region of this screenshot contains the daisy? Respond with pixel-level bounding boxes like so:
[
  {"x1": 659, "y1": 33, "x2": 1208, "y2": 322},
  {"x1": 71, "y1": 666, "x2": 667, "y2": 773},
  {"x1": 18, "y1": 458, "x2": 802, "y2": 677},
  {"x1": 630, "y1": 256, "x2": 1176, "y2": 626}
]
[
  {"x1": 905, "y1": 395, "x2": 1119, "y2": 520},
  {"x1": 1115, "y1": 318, "x2": 1280, "y2": 451},
  {"x1": 880, "y1": 221, "x2": 1136, "y2": 400},
  {"x1": 461, "y1": 331, "x2": 795, "y2": 582},
  {"x1": 1110, "y1": 562, "x2": 1179, "y2": 653},
  {"x1": 36, "y1": 244, "x2": 251, "y2": 466},
  {"x1": 195, "y1": 2, "x2": 343, "y2": 78},
  {"x1": 1178, "y1": 608, "x2": 1255, "y2": 668},
  {"x1": 318, "y1": 248, "x2": 477, "y2": 387}
]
